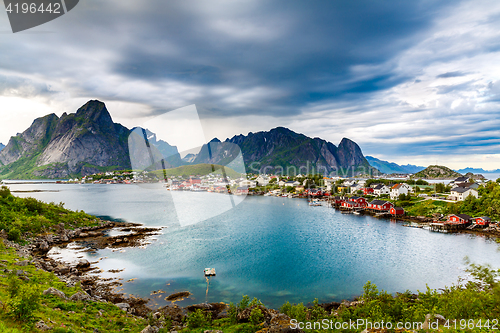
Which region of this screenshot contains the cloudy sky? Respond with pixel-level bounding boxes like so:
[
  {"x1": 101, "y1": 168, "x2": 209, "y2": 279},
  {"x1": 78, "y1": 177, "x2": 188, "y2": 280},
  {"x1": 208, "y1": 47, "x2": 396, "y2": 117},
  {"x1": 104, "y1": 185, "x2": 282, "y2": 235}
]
[{"x1": 1, "y1": 0, "x2": 500, "y2": 169}]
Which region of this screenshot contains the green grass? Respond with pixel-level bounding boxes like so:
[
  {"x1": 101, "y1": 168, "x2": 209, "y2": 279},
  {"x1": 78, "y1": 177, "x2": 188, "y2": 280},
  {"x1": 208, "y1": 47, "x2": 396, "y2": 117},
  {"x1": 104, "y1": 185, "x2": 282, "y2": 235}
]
[{"x1": 0, "y1": 186, "x2": 102, "y2": 242}]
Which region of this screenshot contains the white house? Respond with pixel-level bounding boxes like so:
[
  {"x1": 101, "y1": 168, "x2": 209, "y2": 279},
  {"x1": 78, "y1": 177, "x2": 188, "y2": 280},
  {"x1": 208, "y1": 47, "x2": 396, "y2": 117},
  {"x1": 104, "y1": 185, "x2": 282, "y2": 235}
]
[
  {"x1": 450, "y1": 187, "x2": 478, "y2": 201},
  {"x1": 255, "y1": 175, "x2": 270, "y2": 186},
  {"x1": 350, "y1": 184, "x2": 363, "y2": 194},
  {"x1": 239, "y1": 180, "x2": 257, "y2": 188},
  {"x1": 373, "y1": 184, "x2": 390, "y2": 196},
  {"x1": 390, "y1": 183, "x2": 412, "y2": 200}
]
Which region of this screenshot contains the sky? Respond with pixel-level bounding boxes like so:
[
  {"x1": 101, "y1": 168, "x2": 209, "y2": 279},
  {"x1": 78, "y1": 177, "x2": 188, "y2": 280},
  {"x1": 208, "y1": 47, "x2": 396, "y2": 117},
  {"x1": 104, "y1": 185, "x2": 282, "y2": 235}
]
[{"x1": 0, "y1": 0, "x2": 500, "y2": 169}]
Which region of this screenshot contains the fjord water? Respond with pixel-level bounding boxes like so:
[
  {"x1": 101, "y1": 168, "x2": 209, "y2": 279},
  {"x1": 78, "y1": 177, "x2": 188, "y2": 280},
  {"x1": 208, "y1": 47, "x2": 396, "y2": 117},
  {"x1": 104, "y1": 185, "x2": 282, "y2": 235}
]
[{"x1": 9, "y1": 183, "x2": 500, "y2": 309}]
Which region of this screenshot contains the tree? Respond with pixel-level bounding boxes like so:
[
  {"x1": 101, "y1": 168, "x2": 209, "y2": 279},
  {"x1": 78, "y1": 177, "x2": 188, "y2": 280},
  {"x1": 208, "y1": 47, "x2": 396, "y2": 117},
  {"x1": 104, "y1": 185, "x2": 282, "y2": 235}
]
[{"x1": 435, "y1": 183, "x2": 445, "y2": 193}]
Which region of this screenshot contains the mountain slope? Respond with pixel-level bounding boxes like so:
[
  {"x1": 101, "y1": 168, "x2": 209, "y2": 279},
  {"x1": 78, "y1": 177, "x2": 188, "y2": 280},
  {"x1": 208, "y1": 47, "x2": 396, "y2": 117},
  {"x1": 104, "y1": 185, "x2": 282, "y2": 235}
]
[
  {"x1": 193, "y1": 127, "x2": 374, "y2": 176},
  {"x1": 0, "y1": 143, "x2": 4, "y2": 152},
  {"x1": 412, "y1": 165, "x2": 462, "y2": 179},
  {"x1": 0, "y1": 101, "x2": 132, "y2": 179}
]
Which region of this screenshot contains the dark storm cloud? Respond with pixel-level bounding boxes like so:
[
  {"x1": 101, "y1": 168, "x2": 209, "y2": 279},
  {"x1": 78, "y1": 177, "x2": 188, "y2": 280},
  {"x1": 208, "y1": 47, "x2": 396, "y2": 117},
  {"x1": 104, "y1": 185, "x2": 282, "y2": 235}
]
[{"x1": 103, "y1": 0, "x2": 456, "y2": 115}]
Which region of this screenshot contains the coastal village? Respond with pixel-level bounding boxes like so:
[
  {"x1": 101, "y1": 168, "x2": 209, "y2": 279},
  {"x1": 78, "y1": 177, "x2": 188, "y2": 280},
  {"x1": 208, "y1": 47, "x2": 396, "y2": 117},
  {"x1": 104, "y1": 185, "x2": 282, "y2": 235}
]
[{"x1": 69, "y1": 169, "x2": 498, "y2": 234}]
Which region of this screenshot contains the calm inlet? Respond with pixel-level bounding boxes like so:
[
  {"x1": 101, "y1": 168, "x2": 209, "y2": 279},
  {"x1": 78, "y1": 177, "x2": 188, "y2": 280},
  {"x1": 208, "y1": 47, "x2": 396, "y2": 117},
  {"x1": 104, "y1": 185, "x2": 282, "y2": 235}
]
[{"x1": 9, "y1": 182, "x2": 500, "y2": 309}]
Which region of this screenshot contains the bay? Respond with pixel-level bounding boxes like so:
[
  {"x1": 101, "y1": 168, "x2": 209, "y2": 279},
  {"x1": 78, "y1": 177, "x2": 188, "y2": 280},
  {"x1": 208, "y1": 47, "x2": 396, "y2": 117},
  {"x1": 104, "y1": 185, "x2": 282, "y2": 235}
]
[{"x1": 8, "y1": 182, "x2": 500, "y2": 309}]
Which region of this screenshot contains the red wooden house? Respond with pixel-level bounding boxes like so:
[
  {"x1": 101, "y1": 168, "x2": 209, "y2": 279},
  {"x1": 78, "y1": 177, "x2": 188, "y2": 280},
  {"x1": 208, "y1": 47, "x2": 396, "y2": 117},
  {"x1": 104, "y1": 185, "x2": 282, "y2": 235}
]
[
  {"x1": 333, "y1": 196, "x2": 345, "y2": 205},
  {"x1": 236, "y1": 187, "x2": 248, "y2": 195},
  {"x1": 342, "y1": 200, "x2": 360, "y2": 208},
  {"x1": 368, "y1": 200, "x2": 394, "y2": 211},
  {"x1": 362, "y1": 187, "x2": 374, "y2": 195},
  {"x1": 447, "y1": 214, "x2": 472, "y2": 224},
  {"x1": 350, "y1": 196, "x2": 368, "y2": 207},
  {"x1": 474, "y1": 216, "x2": 491, "y2": 226},
  {"x1": 305, "y1": 189, "x2": 323, "y2": 196},
  {"x1": 390, "y1": 207, "x2": 405, "y2": 215},
  {"x1": 188, "y1": 177, "x2": 202, "y2": 185}
]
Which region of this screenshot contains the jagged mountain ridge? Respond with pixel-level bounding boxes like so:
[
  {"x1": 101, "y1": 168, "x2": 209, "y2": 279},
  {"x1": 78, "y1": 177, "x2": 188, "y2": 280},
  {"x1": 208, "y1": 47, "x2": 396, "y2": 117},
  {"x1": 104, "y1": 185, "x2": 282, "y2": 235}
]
[
  {"x1": 0, "y1": 100, "x2": 374, "y2": 178},
  {"x1": 193, "y1": 127, "x2": 373, "y2": 175},
  {"x1": 0, "y1": 101, "x2": 181, "y2": 179},
  {"x1": 0, "y1": 143, "x2": 4, "y2": 152}
]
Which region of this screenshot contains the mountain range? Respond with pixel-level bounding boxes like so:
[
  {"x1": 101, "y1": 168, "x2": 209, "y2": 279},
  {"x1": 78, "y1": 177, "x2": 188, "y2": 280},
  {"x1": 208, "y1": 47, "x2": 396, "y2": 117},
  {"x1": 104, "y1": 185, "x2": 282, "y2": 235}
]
[
  {"x1": 365, "y1": 156, "x2": 425, "y2": 174},
  {"x1": 192, "y1": 127, "x2": 373, "y2": 176},
  {"x1": 0, "y1": 100, "x2": 373, "y2": 179},
  {"x1": 0, "y1": 143, "x2": 4, "y2": 152},
  {"x1": 456, "y1": 167, "x2": 500, "y2": 174}
]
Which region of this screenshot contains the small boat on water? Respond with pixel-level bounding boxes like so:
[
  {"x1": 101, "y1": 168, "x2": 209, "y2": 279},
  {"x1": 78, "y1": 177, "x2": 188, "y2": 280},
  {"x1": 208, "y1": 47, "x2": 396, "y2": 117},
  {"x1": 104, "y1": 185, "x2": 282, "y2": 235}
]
[
  {"x1": 353, "y1": 211, "x2": 361, "y2": 215},
  {"x1": 204, "y1": 268, "x2": 216, "y2": 277},
  {"x1": 309, "y1": 199, "x2": 322, "y2": 206}
]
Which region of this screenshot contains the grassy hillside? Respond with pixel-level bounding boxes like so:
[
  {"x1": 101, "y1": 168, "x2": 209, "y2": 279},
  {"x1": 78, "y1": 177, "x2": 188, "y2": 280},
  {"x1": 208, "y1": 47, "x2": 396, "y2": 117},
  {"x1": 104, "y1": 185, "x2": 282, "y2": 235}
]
[
  {"x1": 413, "y1": 165, "x2": 462, "y2": 179},
  {"x1": 0, "y1": 243, "x2": 148, "y2": 332}
]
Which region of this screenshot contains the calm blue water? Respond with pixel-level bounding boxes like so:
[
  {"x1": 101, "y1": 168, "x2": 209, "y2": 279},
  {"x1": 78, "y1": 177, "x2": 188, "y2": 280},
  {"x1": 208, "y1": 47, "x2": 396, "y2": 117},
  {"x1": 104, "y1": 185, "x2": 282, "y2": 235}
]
[{"x1": 8, "y1": 183, "x2": 500, "y2": 309}]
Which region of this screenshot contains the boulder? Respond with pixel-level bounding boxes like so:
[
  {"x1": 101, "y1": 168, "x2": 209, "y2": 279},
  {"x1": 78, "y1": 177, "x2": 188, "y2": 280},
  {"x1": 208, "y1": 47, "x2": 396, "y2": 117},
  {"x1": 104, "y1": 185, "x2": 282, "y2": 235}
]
[
  {"x1": 115, "y1": 302, "x2": 130, "y2": 311},
  {"x1": 14, "y1": 260, "x2": 30, "y2": 266},
  {"x1": 35, "y1": 320, "x2": 51, "y2": 331},
  {"x1": 422, "y1": 313, "x2": 447, "y2": 330},
  {"x1": 39, "y1": 241, "x2": 49, "y2": 252},
  {"x1": 165, "y1": 291, "x2": 191, "y2": 301},
  {"x1": 158, "y1": 305, "x2": 188, "y2": 323},
  {"x1": 69, "y1": 291, "x2": 91, "y2": 302},
  {"x1": 43, "y1": 287, "x2": 67, "y2": 299},
  {"x1": 140, "y1": 326, "x2": 159, "y2": 333},
  {"x1": 186, "y1": 302, "x2": 226, "y2": 319},
  {"x1": 76, "y1": 259, "x2": 91, "y2": 269},
  {"x1": 55, "y1": 264, "x2": 71, "y2": 274}
]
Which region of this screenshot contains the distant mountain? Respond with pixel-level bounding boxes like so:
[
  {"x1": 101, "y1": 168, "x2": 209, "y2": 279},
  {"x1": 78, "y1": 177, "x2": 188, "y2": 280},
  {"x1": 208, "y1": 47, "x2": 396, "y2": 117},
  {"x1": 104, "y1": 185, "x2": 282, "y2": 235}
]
[
  {"x1": 413, "y1": 165, "x2": 462, "y2": 179},
  {"x1": 366, "y1": 156, "x2": 408, "y2": 174},
  {"x1": 365, "y1": 156, "x2": 426, "y2": 174},
  {"x1": 457, "y1": 167, "x2": 500, "y2": 174},
  {"x1": 400, "y1": 164, "x2": 426, "y2": 174},
  {"x1": 0, "y1": 143, "x2": 4, "y2": 152},
  {"x1": 0, "y1": 100, "x2": 182, "y2": 179},
  {"x1": 193, "y1": 127, "x2": 374, "y2": 176}
]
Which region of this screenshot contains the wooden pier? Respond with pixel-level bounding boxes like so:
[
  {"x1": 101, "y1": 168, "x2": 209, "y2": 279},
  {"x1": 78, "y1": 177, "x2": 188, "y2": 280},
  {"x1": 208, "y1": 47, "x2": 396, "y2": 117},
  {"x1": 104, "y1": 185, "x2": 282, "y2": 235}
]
[{"x1": 429, "y1": 222, "x2": 470, "y2": 233}]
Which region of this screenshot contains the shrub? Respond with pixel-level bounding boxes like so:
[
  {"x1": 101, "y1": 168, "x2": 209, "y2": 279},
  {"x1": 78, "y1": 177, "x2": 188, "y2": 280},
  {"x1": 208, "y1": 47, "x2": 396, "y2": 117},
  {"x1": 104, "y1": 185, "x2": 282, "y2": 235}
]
[
  {"x1": 228, "y1": 302, "x2": 238, "y2": 324},
  {"x1": 280, "y1": 301, "x2": 307, "y2": 322},
  {"x1": 363, "y1": 281, "x2": 379, "y2": 300},
  {"x1": 7, "y1": 283, "x2": 41, "y2": 322},
  {"x1": 186, "y1": 309, "x2": 210, "y2": 329},
  {"x1": 309, "y1": 298, "x2": 327, "y2": 320},
  {"x1": 0, "y1": 185, "x2": 11, "y2": 198},
  {"x1": 7, "y1": 227, "x2": 21, "y2": 242},
  {"x1": 238, "y1": 295, "x2": 250, "y2": 311},
  {"x1": 249, "y1": 307, "x2": 264, "y2": 326}
]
